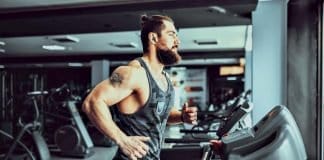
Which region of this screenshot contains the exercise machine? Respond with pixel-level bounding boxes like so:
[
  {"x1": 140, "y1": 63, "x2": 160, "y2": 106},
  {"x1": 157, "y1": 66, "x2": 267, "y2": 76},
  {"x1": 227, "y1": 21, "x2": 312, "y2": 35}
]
[
  {"x1": 0, "y1": 91, "x2": 51, "y2": 160},
  {"x1": 45, "y1": 85, "x2": 94, "y2": 158},
  {"x1": 54, "y1": 101, "x2": 94, "y2": 158},
  {"x1": 161, "y1": 90, "x2": 253, "y2": 160},
  {"x1": 220, "y1": 105, "x2": 307, "y2": 160},
  {"x1": 165, "y1": 90, "x2": 253, "y2": 142}
]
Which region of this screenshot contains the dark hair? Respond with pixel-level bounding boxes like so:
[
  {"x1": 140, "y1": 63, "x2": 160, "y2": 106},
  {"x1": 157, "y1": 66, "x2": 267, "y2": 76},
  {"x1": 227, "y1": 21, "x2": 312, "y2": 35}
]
[{"x1": 140, "y1": 15, "x2": 174, "y2": 52}]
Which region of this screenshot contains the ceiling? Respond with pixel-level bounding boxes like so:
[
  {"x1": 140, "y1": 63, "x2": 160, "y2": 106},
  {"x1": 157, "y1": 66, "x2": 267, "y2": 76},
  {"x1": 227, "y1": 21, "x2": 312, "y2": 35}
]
[{"x1": 0, "y1": 0, "x2": 257, "y2": 63}]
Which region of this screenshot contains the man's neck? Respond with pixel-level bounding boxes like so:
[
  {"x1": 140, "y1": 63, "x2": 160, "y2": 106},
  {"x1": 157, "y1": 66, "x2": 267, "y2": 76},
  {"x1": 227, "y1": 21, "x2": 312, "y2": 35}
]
[{"x1": 142, "y1": 53, "x2": 164, "y2": 75}]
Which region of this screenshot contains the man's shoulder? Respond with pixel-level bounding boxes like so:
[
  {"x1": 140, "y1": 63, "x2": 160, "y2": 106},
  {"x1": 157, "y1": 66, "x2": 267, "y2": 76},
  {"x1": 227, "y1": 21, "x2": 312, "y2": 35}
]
[
  {"x1": 114, "y1": 59, "x2": 142, "y2": 72},
  {"x1": 128, "y1": 59, "x2": 142, "y2": 68},
  {"x1": 112, "y1": 59, "x2": 145, "y2": 80}
]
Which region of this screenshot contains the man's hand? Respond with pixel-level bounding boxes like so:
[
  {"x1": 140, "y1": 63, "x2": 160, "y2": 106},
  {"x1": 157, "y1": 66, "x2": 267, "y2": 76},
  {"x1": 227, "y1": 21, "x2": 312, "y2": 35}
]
[
  {"x1": 181, "y1": 102, "x2": 198, "y2": 125},
  {"x1": 210, "y1": 140, "x2": 223, "y2": 158},
  {"x1": 117, "y1": 135, "x2": 150, "y2": 160}
]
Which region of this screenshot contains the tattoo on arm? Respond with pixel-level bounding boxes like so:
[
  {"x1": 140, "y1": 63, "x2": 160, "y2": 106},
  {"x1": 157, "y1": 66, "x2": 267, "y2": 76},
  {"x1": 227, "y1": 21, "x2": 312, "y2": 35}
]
[{"x1": 110, "y1": 72, "x2": 123, "y2": 87}]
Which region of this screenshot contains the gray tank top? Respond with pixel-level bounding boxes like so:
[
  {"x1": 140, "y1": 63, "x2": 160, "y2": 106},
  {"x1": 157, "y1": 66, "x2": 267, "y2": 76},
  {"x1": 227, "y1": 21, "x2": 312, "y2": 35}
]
[{"x1": 112, "y1": 58, "x2": 175, "y2": 160}]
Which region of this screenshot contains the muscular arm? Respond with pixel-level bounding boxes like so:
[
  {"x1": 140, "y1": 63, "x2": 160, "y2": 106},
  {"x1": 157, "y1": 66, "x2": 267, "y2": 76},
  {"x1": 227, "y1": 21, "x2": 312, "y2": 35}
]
[
  {"x1": 83, "y1": 67, "x2": 132, "y2": 142},
  {"x1": 167, "y1": 107, "x2": 182, "y2": 124},
  {"x1": 82, "y1": 66, "x2": 149, "y2": 159}
]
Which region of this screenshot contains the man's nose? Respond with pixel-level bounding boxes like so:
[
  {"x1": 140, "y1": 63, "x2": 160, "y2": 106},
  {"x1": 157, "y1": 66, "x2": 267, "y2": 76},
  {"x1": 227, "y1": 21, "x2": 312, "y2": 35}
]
[{"x1": 175, "y1": 37, "x2": 180, "y2": 45}]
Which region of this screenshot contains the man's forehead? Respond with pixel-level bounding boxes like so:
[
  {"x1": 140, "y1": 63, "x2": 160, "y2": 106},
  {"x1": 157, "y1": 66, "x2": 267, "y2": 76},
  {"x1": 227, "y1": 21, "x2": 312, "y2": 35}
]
[{"x1": 162, "y1": 20, "x2": 177, "y2": 32}]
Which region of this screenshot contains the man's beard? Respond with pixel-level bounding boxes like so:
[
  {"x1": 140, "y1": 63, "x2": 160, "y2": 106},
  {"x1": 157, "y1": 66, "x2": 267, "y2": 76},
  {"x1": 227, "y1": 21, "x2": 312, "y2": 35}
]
[{"x1": 156, "y1": 47, "x2": 181, "y2": 66}]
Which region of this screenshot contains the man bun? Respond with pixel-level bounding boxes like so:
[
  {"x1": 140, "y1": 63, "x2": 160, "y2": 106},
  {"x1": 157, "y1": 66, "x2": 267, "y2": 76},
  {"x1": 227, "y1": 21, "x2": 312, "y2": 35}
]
[
  {"x1": 141, "y1": 15, "x2": 149, "y2": 22},
  {"x1": 141, "y1": 14, "x2": 149, "y2": 27}
]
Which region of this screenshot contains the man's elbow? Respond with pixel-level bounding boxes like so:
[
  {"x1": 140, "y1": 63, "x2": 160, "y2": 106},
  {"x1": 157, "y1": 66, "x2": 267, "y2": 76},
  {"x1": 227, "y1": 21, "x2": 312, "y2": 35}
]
[{"x1": 82, "y1": 99, "x2": 92, "y2": 115}]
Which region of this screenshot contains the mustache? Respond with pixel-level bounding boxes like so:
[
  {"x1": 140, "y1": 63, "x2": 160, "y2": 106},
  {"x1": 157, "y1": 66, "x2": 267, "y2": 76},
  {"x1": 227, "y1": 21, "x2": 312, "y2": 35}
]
[{"x1": 172, "y1": 45, "x2": 179, "y2": 49}]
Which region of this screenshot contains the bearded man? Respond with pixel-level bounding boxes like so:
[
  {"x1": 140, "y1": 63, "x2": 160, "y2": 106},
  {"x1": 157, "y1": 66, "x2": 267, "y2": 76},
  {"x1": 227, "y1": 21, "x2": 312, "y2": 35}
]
[{"x1": 82, "y1": 15, "x2": 198, "y2": 160}]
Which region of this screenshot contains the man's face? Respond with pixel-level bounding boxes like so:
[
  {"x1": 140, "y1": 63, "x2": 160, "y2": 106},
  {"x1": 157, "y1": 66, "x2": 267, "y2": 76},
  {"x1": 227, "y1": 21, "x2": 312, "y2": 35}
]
[{"x1": 155, "y1": 20, "x2": 181, "y2": 66}]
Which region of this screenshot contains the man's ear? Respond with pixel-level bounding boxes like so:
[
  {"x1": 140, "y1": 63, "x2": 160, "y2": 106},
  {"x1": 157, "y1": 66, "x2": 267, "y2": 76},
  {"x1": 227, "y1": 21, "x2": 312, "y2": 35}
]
[{"x1": 149, "y1": 32, "x2": 158, "y2": 44}]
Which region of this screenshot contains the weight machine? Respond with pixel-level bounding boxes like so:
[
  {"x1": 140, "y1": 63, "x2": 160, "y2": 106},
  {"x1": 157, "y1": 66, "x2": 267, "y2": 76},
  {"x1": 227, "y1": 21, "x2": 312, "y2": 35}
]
[
  {"x1": 0, "y1": 91, "x2": 51, "y2": 160},
  {"x1": 44, "y1": 85, "x2": 94, "y2": 158}
]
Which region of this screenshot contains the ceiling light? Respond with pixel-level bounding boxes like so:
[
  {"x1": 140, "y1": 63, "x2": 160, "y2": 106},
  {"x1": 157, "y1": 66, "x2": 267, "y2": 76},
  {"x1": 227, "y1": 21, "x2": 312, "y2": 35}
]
[
  {"x1": 0, "y1": 65, "x2": 4, "y2": 68},
  {"x1": 50, "y1": 35, "x2": 80, "y2": 43},
  {"x1": 193, "y1": 40, "x2": 218, "y2": 45},
  {"x1": 68, "y1": 63, "x2": 84, "y2": 67},
  {"x1": 0, "y1": 41, "x2": 5, "y2": 46},
  {"x1": 0, "y1": 49, "x2": 5, "y2": 53},
  {"x1": 208, "y1": 6, "x2": 227, "y2": 14},
  {"x1": 110, "y1": 42, "x2": 137, "y2": 48},
  {"x1": 42, "y1": 45, "x2": 66, "y2": 51}
]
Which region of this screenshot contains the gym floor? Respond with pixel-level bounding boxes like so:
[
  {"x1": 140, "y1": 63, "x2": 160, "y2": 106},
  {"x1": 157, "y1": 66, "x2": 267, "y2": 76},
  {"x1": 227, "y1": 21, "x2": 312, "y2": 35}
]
[{"x1": 51, "y1": 146, "x2": 118, "y2": 160}]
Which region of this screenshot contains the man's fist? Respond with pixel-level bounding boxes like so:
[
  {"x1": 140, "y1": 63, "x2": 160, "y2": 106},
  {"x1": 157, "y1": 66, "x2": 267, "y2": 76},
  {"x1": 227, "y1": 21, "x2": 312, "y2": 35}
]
[{"x1": 181, "y1": 102, "x2": 198, "y2": 125}]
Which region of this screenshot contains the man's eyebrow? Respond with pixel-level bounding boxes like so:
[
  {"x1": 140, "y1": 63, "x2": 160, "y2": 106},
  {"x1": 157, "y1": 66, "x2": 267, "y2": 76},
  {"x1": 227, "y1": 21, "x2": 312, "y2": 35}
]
[{"x1": 167, "y1": 31, "x2": 177, "y2": 34}]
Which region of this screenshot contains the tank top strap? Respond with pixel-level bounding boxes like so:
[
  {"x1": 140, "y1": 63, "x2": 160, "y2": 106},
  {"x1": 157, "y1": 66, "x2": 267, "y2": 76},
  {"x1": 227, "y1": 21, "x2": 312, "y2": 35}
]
[
  {"x1": 137, "y1": 57, "x2": 173, "y2": 94},
  {"x1": 136, "y1": 57, "x2": 155, "y2": 80},
  {"x1": 162, "y1": 71, "x2": 173, "y2": 93}
]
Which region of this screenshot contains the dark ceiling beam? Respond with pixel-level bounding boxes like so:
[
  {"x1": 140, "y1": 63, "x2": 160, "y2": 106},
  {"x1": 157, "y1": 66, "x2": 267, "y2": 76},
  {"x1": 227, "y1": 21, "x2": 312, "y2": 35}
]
[
  {"x1": 0, "y1": 49, "x2": 244, "y2": 64},
  {"x1": 0, "y1": 0, "x2": 257, "y2": 16},
  {"x1": 0, "y1": 0, "x2": 257, "y2": 37}
]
